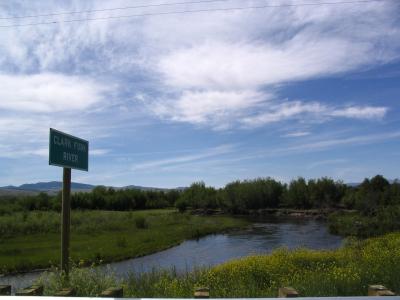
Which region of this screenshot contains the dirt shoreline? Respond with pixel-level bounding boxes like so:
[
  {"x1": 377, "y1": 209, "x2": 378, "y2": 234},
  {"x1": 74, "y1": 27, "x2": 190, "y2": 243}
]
[{"x1": 191, "y1": 208, "x2": 356, "y2": 220}]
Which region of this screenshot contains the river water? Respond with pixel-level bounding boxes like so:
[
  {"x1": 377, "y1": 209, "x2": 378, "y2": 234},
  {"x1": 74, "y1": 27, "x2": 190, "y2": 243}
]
[{"x1": 0, "y1": 216, "x2": 343, "y2": 293}]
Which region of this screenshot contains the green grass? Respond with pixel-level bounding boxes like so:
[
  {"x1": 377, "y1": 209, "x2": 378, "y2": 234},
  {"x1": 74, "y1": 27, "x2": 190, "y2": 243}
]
[
  {"x1": 328, "y1": 206, "x2": 400, "y2": 237},
  {"x1": 38, "y1": 232, "x2": 400, "y2": 297},
  {"x1": 0, "y1": 209, "x2": 248, "y2": 274}
]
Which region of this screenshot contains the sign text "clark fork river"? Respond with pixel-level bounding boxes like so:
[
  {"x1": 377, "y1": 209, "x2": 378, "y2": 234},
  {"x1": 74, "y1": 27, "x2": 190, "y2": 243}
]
[{"x1": 49, "y1": 128, "x2": 89, "y2": 171}]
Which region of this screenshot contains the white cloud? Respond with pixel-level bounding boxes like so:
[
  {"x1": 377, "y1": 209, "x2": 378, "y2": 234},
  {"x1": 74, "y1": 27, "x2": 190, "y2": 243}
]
[
  {"x1": 0, "y1": 1, "x2": 398, "y2": 186},
  {"x1": 283, "y1": 131, "x2": 400, "y2": 153},
  {"x1": 152, "y1": 29, "x2": 394, "y2": 128},
  {"x1": 0, "y1": 73, "x2": 108, "y2": 112},
  {"x1": 0, "y1": 0, "x2": 398, "y2": 131},
  {"x1": 144, "y1": 1, "x2": 399, "y2": 129},
  {"x1": 130, "y1": 144, "x2": 235, "y2": 171},
  {"x1": 306, "y1": 159, "x2": 347, "y2": 170},
  {"x1": 0, "y1": 145, "x2": 48, "y2": 159},
  {"x1": 91, "y1": 149, "x2": 110, "y2": 156},
  {"x1": 149, "y1": 92, "x2": 388, "y2": 130},
  {"x1": 151, "y1": 90, "x2": 267, "y2": 128},
  {"x1": 242, "y1": 101, "x2": 325, "y2": 127},
  {"x1": 330, "y1": 106, "x2": 388, "y2": 119},
  {"x1": 282, "y1": 131, "x2": 311, "y2": 138},
  {"x1": 157, "y1": 38, "x2": 378, "y2": 91},
  {"x1": 241, "y1": 102, "x2": 388, "y2": 128}
]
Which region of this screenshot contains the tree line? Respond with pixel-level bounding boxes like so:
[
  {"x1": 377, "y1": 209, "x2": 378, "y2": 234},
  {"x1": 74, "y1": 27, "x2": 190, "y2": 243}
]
[
  {"x1": 0, "y1": 187, "x2": 180, "y2": 215},
  {"x1": 177, "y1": 175, "x2": 400, "y2": 214},
  {"x1": 0, "y1": 175, "x2": 398, "y2": 216}
]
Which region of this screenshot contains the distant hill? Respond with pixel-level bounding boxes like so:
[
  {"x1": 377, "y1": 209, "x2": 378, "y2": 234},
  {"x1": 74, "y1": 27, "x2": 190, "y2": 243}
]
[
  {"x1": 0, "y1": 181, "x2": 96, "y2": 196},
  {"x1": 0, "y1": 181, "x2": 184, "y2": 196},
  {"x1": 346, "y1": 182, "x2": 361, "y2": 187},
  {"x1": 121, "y1": 185, "x2": 171, "y2": 192},
  {"x1": 2, "y1": 181, "x2": 94, "y2": 191}
]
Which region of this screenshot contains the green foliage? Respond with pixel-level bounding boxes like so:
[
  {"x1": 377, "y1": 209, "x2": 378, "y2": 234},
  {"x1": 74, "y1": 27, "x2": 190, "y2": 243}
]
[
  {"x1": 1, "y1": 174, "x2": 399, "y2": 240},
  {"x1": 135, "y1": 216, "x2": 148, "y2": 229},
  {"x1": 179, "y1": 182, "x2": 218, "y2": 209},
  {"x1": 0, "y1": 210, "x2": 248, "y2": 274},
  {"x1": 37, "y1": 265, "x2": 120, "y2": 297},
  {"x1": 116, "y1": 236, "x2": 128, "y2": 248},
  {"x1": 0, "y1": 211, "x2": 59, "y2": 238},
  {"x1": 329, "y1": 205, "x2": 400, "y2": 237},
  {"x1": 175, "y1": 175, "x2": 399, "y2": 221},
  {"x1": 175, "y1": 198, "x2": 188, "y2": 212},
  {"x1": 178, "y1": 178, "x2": 286, "y2": 213},
  {"x1": 308, "y1": 177, "x2": 346, "y2": 208},
  {"x1": 72, "y1": 188, "x2": 178, "y2": 211},
  {"x1": 223, "y1": 178, "x2": 284, "y2": 212},
  {"x1": 0, "y1": 187, "x2": 181, "y2": 214},
  {"x1": 284, "y1": 177, "x2": 310, "y2": 208},
  {"x1": 37, "y1": 232, "x2": 400, "y2": 297},
  {"x1": 1, "y1": 175, "x2": 398, "y2": 219}
]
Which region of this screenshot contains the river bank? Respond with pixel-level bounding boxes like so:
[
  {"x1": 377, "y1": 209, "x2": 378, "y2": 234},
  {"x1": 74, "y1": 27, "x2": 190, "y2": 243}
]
[
  {"x1": 34, "y1": 231, "x2": 400, "y2": 297},
  {"x1": 0, "y1": 209, "x2": 249, "y2": 275},
  {"x1": 1, "y1": 216, "x2": 342, "y2": 293},
  {"x1": 191, "y1": 208, "x2": 357, "y2": 220}
]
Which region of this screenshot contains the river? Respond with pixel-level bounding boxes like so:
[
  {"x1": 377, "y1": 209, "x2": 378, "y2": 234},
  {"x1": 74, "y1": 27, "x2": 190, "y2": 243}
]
[{"x1": 0, "y1": 216, "x2": 343, "y2": 293}]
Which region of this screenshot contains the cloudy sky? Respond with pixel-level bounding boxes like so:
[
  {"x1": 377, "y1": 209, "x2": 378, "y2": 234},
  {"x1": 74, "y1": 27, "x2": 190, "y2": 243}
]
[{"x1": 0, "y1": 0, "x2": 399, "y2": 187}]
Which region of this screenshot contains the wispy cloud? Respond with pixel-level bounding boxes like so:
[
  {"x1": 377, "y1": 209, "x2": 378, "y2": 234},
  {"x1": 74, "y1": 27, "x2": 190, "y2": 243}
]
[
  {"x1": 241, "y1": 102, "x2": 388, "y2": 128},
  {"x1": 241, "y1": 101, "x2": 325, "y2": 127},
  {"x1": 147, "y1": 1, "x2": 399, "y2": 129},
  {"x1": 0, "y1": 0, "x2": 398, "y2": 131},
  {"x1": 0, "y1": 1, "x2": 398, "y2": 185},
  {"x1": 130, "y1": 144, "x2": 236, "y2": 171},
  {"x1": 91, "y1": 149, "x2": 110, "y2": 156},
  {"x1": 282, "y1": 131, "x2": 400, "y2": 154},
  {"x1": 282, "y1": 131, "x2": 311, "y2": 138},
  {"x1": 151, "y1": 90, "x2": 268, "y2": 129},
  {"x1": 0, "y1": 73, "x2": 110, "y2": 112},
  {"x1": 306, "y1": 159, "x2": 348, "y2": 170},
  {"x1": 157, "y1": 37, "x2": 384, "y2": 90},
  {"x1": 330, "y1": 106, "x2": 388, "y2": 119}
]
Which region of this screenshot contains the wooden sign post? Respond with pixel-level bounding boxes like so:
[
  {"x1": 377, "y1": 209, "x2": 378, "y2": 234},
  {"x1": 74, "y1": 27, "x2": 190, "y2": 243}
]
[
  {"x1": 49, "y1": 128, "x2": 89, "y2": 277},
  {"x1": 61, "y1": 167, "x2": 71, "y2": 276}
]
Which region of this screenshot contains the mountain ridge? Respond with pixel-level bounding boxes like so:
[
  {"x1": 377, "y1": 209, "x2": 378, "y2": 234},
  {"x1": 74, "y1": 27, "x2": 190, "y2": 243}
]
[{"x1": 0, "y1": 181, "x2": 180, "y2": 195}]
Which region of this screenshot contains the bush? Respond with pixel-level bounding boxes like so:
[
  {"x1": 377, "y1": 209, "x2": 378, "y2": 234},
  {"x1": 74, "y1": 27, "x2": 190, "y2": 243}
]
[
  {"x1": 328, "y1": 206, "x2": 400, "y2": 237},
  {"x1": 175, "y1": 199, "x2": 188, "y2": 213}
]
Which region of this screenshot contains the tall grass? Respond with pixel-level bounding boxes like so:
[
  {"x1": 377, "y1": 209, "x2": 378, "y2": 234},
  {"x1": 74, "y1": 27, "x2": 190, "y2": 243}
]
[
  {"x1": 0, "y1": 210, "x2": 248, "y2": 274},
  {"x1": 37, "y1": 232, "x2": 400, "y2": 297},
  {"x1": 328, "y1": 207, "x2": 400, "y2": 237},
  {"x1": 0, "y1": 210, "x2": 176, "y2": 238}
]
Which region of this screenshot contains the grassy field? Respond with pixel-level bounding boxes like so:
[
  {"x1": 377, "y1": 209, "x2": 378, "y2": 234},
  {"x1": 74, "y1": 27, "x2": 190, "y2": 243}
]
[
  {"x1": 0, "y1": 209, "x2": 249, "y2": 274},
  {"x1": 38, "y1": 232, "x2": 400, "y2": 297}
]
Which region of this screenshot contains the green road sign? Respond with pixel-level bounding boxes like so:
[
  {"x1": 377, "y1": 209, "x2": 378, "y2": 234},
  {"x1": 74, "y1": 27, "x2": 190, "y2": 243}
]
[{"x1": 49, "y1": 128, "x2": 89, "y2": 171}]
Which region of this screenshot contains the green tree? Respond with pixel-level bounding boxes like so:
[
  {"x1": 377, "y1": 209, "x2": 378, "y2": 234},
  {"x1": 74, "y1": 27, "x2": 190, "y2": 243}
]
[{"x1": 284, "y1": 177, "x2": 310, "y2": 208}]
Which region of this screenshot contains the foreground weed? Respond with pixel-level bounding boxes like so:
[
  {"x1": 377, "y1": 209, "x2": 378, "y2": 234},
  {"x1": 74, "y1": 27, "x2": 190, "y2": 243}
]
[{"x1": 37, "y1": 232, "x2": 400, "y2": 297}]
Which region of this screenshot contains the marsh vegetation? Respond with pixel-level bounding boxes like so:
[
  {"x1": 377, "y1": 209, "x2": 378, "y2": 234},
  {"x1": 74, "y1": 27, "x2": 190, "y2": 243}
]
[{"x1": 0, "y1": 209, "x2": 248, "y2": 274}]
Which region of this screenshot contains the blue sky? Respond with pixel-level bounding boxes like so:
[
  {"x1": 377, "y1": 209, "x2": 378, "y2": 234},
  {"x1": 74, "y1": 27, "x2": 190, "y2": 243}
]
[{"x1": 0, "y1": 0, "x2": 399, "y2": 188}]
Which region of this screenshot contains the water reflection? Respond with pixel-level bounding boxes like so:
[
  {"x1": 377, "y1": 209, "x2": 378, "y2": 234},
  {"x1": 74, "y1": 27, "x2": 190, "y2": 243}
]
[{"x1": 100, "y1": 216, "x2": 342, "y2": 276}]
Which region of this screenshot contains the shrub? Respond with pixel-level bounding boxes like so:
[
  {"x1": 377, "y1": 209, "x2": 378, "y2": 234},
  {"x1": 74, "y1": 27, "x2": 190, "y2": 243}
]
[{"x1": 175, "y1": 199, "x2": 188, "y2": 213}]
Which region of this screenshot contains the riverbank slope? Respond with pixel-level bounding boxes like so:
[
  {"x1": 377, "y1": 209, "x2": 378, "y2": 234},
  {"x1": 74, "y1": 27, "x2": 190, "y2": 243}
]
[
  {"x1": 0, "y1": 209, "x2": 249, "y2": 275},
  {"x1": 38, "y1": 231, "x2": 400, "y2": 297}
]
